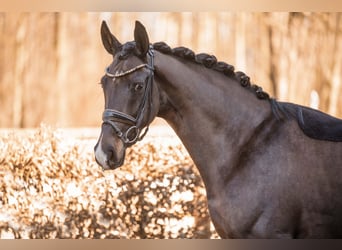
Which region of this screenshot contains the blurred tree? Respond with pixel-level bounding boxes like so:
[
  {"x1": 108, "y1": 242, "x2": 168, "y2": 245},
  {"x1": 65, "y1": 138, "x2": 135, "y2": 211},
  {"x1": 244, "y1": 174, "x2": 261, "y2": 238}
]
[
  {"x1": 0, "y1": 13, "x2": 341, "y2": 128},
  {"x1": 266, "y1": 13, "x2": 342, "y2": 117}
]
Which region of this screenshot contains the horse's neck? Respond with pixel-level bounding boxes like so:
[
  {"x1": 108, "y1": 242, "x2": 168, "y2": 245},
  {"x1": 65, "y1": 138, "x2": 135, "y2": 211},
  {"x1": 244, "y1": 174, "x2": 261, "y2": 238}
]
[{"x1": 155, "y1": 51, "x2": 272, "y2": 194}]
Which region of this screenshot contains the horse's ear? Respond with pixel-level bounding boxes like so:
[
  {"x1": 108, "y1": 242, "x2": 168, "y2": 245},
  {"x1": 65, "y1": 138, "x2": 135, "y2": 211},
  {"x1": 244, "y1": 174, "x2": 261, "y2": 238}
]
[
  {"x1": 134, "y1": 21, "x2": 150, "y2": 57},
  {"x1": 101, "y1": 21, "x2": 121, "y2": 55}
]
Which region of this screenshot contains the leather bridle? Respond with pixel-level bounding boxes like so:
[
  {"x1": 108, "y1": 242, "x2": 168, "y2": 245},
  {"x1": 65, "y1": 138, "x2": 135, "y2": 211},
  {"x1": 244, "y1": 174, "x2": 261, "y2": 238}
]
[{"x1": 102, "y1": 46, "x2": 155, "y2": 147}]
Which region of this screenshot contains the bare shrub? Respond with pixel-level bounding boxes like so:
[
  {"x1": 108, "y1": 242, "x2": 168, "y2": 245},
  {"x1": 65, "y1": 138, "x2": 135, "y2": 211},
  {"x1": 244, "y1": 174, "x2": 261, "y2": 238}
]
[{"x1": 0, "y1": 125, "x2": 218, "y2": 239}]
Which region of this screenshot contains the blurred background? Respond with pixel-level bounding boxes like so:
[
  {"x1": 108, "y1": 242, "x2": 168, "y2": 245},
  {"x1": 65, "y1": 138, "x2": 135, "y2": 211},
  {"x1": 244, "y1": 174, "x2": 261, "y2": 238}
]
[{"x1": 0, "y1": 12, "x2": 341, "y2": 128}]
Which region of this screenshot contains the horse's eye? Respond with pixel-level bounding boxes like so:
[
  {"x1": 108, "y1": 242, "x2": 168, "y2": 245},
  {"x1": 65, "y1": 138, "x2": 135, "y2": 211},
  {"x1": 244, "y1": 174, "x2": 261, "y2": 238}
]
[{"x1": 134, "y1": 82, "x2": 144, "y2": 92}]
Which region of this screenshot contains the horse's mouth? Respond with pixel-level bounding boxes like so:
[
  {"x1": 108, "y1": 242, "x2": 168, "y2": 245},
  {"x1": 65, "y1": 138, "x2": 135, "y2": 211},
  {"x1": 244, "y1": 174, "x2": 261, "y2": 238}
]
[
  {"x1": 105, "y1": 158, "x2": 124, "y2": 170},
  {"x1": 95, "y1": 154, "x2": 125, "y2": 171},
  {"x1": 102, "y1": 151, "x2": 126, "y2": 171}
]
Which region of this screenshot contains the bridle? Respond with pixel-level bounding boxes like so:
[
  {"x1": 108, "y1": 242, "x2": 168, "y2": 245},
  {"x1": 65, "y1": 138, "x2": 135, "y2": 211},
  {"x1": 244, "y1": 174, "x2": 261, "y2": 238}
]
[{"x1": 102, "y1": 46, "x2": 155, "y2": 147}]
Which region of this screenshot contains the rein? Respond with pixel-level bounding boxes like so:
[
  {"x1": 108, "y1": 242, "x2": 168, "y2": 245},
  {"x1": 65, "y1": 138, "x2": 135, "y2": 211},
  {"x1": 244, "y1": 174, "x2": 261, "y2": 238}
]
[{"x1": 102, "y1": 46, "x2": 155, "y2": 147}]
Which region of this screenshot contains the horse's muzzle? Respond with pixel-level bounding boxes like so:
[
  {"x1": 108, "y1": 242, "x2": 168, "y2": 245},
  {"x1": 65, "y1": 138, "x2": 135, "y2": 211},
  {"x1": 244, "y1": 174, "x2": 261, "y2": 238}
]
[{"x1": 94, "y1": 136, "x2": 126, "y2": 171}]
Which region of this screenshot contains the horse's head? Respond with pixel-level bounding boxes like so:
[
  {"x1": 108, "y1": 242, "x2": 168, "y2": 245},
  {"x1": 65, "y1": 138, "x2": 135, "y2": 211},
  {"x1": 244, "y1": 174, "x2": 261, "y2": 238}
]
[{"x1": 94, "y1": 21, "x2": 160, "y2": 170}]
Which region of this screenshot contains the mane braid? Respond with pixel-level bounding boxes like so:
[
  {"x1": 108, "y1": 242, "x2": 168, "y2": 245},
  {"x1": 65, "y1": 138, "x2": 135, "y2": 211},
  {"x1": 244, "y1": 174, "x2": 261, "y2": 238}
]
[{"x1": 152, "y1": 41, "x2": 270, "y2": 100}]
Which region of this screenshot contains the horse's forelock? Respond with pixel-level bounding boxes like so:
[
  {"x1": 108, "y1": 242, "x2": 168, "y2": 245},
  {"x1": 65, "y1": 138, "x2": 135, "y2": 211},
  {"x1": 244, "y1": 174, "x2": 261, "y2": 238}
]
[{"x1": 116, "y1": 41, "x2": 137, "y2": 60}]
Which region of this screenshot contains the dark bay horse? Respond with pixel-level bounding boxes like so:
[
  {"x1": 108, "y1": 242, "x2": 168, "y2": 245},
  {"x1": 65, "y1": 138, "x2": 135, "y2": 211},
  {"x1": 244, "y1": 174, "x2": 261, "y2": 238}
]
[{"x1": 94, "y1": 20, "x2": 342, "y2": 238}]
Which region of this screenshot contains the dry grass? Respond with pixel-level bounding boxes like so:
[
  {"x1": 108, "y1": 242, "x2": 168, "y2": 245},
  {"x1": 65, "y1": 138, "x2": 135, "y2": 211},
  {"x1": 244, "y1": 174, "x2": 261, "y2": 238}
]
[{"x1": 0, "y1": 125, "x2": 218, "y2": 239}]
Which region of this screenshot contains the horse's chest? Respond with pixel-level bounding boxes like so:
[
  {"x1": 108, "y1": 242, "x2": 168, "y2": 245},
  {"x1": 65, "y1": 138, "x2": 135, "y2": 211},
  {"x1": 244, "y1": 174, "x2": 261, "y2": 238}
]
[
  {"x1": 206, "y1": 196, "x2": 249, "y2": 238},
  {"x1": 206, "y1": 191, "x2": 276, "y2": 238}
]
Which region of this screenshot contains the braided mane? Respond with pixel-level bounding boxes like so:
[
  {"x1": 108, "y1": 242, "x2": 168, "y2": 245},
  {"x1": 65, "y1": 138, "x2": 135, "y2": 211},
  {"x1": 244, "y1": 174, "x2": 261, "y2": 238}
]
[{"x1": 152, "y1": 41, "x2": 270, "y2": 100}]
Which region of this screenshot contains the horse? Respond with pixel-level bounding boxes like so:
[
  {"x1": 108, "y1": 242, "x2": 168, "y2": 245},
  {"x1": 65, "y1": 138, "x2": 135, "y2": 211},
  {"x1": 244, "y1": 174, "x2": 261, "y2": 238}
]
[{"x1": 94, "y1": 20, "x2": 342, "y2": 238}]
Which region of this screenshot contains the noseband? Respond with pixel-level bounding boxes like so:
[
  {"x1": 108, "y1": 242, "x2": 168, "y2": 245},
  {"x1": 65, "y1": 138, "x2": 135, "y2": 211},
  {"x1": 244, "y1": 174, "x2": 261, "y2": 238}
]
[{"x1": 102, "y1": 46, "x2": 155, "y2": 147}]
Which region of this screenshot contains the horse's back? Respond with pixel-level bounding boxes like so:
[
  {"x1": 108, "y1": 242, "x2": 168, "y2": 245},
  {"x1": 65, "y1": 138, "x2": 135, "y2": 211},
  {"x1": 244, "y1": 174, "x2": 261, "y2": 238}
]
[{"x1": 277, "y1": 102, "x2": 342, "y2": 142}]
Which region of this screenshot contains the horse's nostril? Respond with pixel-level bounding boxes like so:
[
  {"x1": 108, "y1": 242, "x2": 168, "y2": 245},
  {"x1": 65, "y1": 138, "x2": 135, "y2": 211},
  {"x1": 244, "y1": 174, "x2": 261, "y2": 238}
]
[
  {"x1": 106, "y1": 147, "x2": 117, "y2": 162},
  {"x1": 107, "y1": 148, "x2": 113, "y2": 159}
]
